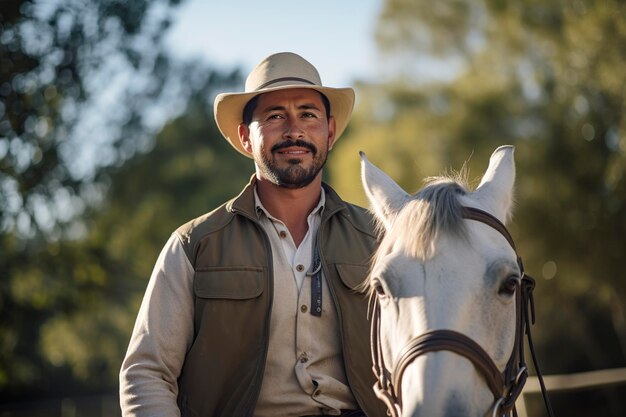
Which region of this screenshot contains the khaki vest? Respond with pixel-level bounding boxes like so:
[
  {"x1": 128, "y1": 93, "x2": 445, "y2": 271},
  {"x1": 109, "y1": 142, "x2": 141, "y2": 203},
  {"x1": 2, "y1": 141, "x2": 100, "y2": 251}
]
[{"x1": 175, "y1": 179, "x2": 386, "y2": 417}]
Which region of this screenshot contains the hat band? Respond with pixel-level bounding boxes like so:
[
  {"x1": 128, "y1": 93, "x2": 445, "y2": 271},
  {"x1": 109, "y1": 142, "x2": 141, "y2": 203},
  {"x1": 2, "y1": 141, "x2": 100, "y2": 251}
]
[{"x1": 254, "y1": 77, "x2": 317, "y2": 91}]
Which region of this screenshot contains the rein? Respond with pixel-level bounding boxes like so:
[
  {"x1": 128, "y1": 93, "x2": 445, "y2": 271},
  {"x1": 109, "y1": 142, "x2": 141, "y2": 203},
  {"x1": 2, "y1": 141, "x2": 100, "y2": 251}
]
[{"x1": 369, "y1": 206, "x2": 555, "y2": 417}]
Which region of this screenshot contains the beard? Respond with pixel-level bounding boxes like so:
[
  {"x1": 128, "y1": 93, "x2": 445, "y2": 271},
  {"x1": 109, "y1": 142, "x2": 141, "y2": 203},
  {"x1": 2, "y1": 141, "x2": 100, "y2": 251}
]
[{"x1": 256, "y1": 139, "x2": 328, "y2": 189}]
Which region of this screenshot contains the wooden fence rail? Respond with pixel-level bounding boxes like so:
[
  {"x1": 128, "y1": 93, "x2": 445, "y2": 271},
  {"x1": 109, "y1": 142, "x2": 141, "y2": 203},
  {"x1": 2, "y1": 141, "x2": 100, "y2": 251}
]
[{"x1": 515, "y1": 367, "x2": 626, "y2": 417}]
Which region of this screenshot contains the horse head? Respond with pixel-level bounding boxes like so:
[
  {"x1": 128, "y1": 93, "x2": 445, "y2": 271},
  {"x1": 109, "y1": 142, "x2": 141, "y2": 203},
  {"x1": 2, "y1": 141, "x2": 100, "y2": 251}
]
[{"x1": 361, "y1": 146, "x2": 526, "y2": 417}]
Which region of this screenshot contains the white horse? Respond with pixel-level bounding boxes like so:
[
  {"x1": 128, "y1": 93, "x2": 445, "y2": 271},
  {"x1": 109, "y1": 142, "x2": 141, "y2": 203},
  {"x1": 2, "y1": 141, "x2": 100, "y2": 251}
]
[{"x1": 361, "y1": 146, "x2": 542, "y2": 417}]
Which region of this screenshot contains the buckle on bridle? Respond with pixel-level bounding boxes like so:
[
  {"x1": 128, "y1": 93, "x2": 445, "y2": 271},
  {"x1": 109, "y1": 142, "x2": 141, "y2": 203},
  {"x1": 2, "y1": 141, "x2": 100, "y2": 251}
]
[
  {"x1": 514, "y1": 365, "x2": 528, "y2": 385},
  {"x1": 491, "y1": 397, "x2": 506, "y2": 417}
]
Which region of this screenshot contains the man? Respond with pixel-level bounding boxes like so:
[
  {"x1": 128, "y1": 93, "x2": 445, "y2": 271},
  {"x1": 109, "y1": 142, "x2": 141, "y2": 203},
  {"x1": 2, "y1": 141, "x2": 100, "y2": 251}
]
[{"x1": 119, "y1": 52, "x2": 386, "y2": 417}]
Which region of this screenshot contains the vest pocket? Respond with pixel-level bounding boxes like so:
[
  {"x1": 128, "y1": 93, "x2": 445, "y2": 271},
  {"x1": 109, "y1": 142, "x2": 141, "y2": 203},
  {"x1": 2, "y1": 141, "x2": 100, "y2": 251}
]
[
  {"x1": 194, "y1": 267, "x2": 264, "y2": 299},
  {"x1": 335, "y1": 263, "x2": 370, "y2": 292}
]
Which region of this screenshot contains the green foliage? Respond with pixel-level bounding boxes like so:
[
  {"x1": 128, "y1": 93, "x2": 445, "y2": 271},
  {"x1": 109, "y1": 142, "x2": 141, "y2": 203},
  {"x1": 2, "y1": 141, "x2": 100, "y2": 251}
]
[
  {"x1": 0, "y1": 0, "x2": 183, "y2": 236},
  {"x1": 0, "y1": 233, "x2": 127, "y2": 397},
  {"x1": 0, "y1": 4, "x2": 187, "y2": 392},
  {"x1": 0, "y1": 0, "x2": 251, "y2": 403},
  {"x1": 329, "y1": 1, "x2": 625, "y2": 413},
  {"x1": 1, "y1": 66, "x2": 248, "y2": 402}
]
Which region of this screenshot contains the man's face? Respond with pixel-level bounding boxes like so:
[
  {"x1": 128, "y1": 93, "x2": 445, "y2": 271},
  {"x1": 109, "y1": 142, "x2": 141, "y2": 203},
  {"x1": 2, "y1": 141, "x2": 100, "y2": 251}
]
[{"x1": 238, "y1": 88, "x2": 336, "y2": 189}]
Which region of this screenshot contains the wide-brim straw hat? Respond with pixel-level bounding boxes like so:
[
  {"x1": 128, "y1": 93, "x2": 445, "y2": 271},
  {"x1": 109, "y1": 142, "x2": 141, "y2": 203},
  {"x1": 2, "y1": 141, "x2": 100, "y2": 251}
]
[{"x1": 214, "y1": 52, "x2": 355, "y2": 158}]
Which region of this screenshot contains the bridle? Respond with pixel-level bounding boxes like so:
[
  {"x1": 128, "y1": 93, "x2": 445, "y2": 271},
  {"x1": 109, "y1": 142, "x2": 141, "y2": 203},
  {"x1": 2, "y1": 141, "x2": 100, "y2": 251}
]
[{"x1": 369, "y1": 206, "x2": 555, "y2": 417}]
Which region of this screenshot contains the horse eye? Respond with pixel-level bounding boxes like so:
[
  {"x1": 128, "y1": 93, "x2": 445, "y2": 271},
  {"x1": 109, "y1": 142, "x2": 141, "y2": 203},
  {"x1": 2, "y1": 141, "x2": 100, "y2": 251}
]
[
  {"x1": 499, "y1": 276, "x2": 519, "y2": 296},
  {"x1": 374, "y1": 283, "x2": 387, "y2": 297}
]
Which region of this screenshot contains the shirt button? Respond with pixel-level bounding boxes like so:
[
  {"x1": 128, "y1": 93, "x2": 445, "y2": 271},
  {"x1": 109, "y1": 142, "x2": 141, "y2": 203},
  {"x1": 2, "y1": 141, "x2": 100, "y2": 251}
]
[
  {"x1": 296, "y1": 264, "x2": 304, "y2": 272},
  {"x1": 300, "y1": 305, "x2": 308, "y2": 313},
  {"x1": 300, "y1": 356, "x2": 308, "y2": 363},
  {"x1": 279, "y1": 230, "x2": 287, "y2": 238}
]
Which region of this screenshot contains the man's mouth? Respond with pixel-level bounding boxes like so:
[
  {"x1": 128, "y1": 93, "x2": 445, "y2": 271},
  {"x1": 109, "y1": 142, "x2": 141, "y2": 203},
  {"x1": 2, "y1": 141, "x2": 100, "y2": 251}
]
[
  {"x1": 272, "y1": 140, "x2": 317, "y2": 156},
  {"x1": 277, "y1": 148, "x2": 310, "y2": 155}
]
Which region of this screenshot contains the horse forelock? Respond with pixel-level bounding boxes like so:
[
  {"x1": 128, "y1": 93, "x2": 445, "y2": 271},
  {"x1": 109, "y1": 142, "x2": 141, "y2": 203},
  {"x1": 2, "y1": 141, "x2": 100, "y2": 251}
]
[{"x1": 368, "y1": 176, "x2": 470, "y2": 291}]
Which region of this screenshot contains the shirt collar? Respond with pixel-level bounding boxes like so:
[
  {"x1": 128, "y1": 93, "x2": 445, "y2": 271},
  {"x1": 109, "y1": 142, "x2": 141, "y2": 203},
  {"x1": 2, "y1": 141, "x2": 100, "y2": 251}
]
[{"x1": 254, "y1": 186, "x2": 326, "y2": 221}]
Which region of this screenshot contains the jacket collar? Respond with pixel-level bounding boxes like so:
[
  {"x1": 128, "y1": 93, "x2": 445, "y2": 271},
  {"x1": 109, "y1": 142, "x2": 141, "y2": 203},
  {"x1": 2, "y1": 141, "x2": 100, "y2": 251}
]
[{"x1": 228, "y1": 175, "x2": 347, "y2": 221}]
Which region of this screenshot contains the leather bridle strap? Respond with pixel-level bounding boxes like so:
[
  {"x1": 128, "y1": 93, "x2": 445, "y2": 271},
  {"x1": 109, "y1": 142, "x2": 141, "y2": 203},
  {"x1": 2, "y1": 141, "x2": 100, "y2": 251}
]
[
  {"x1": 463, "y1": 207, "x2": 554, "y2": 416},
  {"x1": 461, "y1": 207, "x2": 516, "y2": 250},
  {"x1": 369, "y1": 294, "x2": 401, "y2": 417},
  {"x1": 393, "y1": 330, "x2": 506, "y2": 402}
]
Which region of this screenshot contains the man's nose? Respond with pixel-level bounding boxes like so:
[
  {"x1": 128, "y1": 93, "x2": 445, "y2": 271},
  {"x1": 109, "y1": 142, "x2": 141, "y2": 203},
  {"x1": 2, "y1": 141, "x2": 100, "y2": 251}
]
[{"x1": 283, "y1": 117, "x2": 305, "y2": 139}]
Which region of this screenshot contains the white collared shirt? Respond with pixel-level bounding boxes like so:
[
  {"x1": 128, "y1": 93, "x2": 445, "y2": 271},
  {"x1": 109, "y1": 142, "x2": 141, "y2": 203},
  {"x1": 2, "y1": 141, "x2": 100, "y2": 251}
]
[{"x1": 253, "y1": 187, "x2": 357, "y2": 416}]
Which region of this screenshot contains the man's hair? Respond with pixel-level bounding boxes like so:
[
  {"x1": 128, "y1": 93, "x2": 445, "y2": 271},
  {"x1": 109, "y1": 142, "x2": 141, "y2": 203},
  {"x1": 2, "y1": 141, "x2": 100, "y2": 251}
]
[{"x1": 242, "y1": 91, "x2": 331, "y2": 125}]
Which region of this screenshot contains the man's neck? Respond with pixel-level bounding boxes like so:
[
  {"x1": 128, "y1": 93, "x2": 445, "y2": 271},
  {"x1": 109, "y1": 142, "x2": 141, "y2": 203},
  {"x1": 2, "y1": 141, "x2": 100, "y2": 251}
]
[{"x1": 255, "y1": 175, "x2": 323, "y2": 247}]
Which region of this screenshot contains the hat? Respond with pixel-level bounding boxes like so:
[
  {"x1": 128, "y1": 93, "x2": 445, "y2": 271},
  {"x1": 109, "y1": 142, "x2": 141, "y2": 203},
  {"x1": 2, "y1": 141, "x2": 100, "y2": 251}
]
[{"x1": 214, "y1": 52, "x2": 355, "y2": 157}]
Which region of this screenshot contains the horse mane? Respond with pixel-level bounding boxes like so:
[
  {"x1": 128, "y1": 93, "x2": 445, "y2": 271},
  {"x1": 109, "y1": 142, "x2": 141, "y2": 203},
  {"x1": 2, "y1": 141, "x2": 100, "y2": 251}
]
[{"x1": 371, "y1": 173, "x2": 471, "y2": 273}]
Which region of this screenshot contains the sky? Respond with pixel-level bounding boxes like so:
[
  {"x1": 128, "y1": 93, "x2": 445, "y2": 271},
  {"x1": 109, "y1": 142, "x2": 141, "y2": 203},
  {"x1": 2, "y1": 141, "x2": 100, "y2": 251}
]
[{"x1": 164, "y1": 0, "x2": 385, "y2": 88}]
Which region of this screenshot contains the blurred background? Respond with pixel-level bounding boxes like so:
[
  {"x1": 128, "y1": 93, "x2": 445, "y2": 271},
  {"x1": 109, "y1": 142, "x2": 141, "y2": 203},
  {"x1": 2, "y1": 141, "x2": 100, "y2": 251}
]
[{"x1": 1, "y1": 0, "x2": 625, "y2": 416}]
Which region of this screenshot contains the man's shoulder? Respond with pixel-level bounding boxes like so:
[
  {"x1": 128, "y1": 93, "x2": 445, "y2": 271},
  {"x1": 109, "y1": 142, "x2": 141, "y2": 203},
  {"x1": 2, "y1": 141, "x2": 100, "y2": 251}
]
[
  {"x1": 175, "y1": 180, "x2": 256, "y2": 245},
  {"x1": 323, "y1": 183, "x2": 377, "y2": 238},
  {"x1": 174, "y1": 198, "x2": 240, "y2": 255},
  {"x1": 324, "y1": 200, "x2": 381, "y2": 264},
  {"x1": 334, "y1": 200, "x2": 378, "y2": 239},
  {"x1": 340, "y1": 200, "x2": 373, "y2": 221}
]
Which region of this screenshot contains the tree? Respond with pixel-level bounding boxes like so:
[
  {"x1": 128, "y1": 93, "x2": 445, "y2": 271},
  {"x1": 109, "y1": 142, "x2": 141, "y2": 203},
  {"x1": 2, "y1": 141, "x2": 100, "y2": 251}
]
[
  {"x1": 0, "y1": 0, "x2": 192, "y2": 400},
  {"x1": 0, "y1": 0, "x2": 186, "y2": 236},
  {"x1": 2, "y1": 57, "x2": 247, "y2": 411}
]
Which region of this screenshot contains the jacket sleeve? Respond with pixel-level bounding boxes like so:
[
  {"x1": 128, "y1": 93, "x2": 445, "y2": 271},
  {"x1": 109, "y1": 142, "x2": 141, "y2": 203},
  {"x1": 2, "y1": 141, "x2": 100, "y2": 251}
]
[{"x1": 119, "y1": 233, "x2": 195, "y2": 417}]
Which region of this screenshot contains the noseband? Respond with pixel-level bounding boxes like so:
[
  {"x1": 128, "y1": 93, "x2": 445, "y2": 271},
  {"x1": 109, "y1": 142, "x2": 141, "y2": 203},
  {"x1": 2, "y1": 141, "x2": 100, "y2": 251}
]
[{"x1": 369, "y1": 206, "x2": 554, "y2": 417}]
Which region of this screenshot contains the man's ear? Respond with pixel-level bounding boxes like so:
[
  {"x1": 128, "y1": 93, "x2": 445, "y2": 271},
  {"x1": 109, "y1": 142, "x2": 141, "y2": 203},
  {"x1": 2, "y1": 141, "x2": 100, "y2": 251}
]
[
  {"x1": 327, "y1": 116, "x2": 337, "y2": 150},
  {"x1": 238, "y1": 123, "x2": 253, "y2": 154}
]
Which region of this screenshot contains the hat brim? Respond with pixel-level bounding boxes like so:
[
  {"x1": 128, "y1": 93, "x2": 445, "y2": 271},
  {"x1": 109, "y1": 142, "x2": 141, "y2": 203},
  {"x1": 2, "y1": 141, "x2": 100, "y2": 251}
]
[{"x1": 214, "y1": 85, "x2": 355, "y2": 158}]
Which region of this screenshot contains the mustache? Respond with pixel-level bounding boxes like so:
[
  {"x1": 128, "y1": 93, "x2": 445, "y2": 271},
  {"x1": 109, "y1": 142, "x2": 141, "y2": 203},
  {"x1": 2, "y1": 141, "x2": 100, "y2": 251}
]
[{"x1": 271, "y1": 139, "x2": 317, "y2": 154}]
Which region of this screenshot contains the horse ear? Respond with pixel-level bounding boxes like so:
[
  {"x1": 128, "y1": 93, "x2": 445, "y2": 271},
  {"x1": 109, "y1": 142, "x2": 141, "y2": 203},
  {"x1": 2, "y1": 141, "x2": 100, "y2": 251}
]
[
  {"x1": 360, "y1": 151, "x2": 410, "y2": 230},
  {"x1": 472, "y1": 145, "x2": 516, "y2": 223}
]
